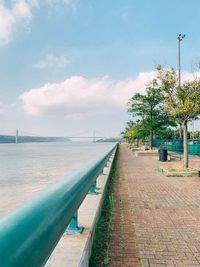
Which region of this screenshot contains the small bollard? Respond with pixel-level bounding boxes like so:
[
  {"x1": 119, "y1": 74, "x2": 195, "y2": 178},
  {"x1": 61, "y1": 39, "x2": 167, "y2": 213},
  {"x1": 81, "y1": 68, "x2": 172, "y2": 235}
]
[
  {"x1": 66, "y1": 211, "x2": 84, "y2": 233},
  {"x1": 89, "y1": 180, "x2": 97, "y2": 194}
]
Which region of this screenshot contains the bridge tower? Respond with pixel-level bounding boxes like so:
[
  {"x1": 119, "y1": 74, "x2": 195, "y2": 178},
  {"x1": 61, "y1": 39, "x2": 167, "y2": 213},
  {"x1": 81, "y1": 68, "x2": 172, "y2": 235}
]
[
  {"x1": 93, "y1": 130, "x2": 96, "y2": 143},
  {"x1": 16, "y1": 129, "x2": 19, "y2": 144}
]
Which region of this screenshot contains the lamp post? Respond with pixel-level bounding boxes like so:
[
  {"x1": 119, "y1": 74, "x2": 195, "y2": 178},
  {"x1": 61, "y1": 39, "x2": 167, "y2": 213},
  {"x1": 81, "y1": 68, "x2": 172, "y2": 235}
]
[
  {"x1": 177, "y1": 33, "x2": 186, "y2": 87},
  {"x1": 177, "y1": 34, "x2": 185, "y2": 139}
]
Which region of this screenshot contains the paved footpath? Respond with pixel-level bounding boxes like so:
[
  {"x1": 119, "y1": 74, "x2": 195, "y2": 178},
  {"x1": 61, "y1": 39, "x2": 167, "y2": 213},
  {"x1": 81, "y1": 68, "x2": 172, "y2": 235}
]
[{"x1": 109, "y1": 144, "x2": 200, "y2": 267}]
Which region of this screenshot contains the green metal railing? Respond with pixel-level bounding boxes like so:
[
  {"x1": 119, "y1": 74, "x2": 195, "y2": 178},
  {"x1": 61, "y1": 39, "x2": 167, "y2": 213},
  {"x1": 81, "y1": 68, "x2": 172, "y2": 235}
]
[
  {"x1": 188, "y1": 139, "x2": 200, "y2": 155},
  {"x1": 153, "y1": 139, "x2": 183, "y2": 153},
  {"x1": 0, "y1": 144, "x2": 118, "y2": 267},
  {"x1": 153, "y1": 139, "x2": 200, "y2": 156}
]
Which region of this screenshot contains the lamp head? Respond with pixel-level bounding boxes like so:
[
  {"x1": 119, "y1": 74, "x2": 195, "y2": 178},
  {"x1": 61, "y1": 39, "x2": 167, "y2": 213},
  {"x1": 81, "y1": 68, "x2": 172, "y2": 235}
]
[{"x1": 177, "y1": 33, "x2": 186, "y2": 41}]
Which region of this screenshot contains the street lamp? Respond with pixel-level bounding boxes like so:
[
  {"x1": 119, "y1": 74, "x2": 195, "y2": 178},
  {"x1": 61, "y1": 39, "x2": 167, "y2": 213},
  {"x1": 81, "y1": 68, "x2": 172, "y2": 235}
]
[
  {"x1": 177, "y1": 33, "x2": 186, "y2": 87},
  {"x1": 177, "y1": 34, "x2": 185, "y2": 140}
]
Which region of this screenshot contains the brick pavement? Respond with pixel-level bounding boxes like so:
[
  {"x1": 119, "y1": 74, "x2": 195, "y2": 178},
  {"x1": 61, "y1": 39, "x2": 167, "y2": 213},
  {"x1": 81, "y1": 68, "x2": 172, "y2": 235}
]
[{"x1": 109, "y1": 144, "x2": 200, "y2": 267}]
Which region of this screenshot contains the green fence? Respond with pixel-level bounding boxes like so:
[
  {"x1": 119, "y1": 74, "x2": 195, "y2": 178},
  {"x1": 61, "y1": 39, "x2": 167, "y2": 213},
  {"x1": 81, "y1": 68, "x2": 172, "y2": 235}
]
[
  {"x1": 188, "y1": 139, "x2": 200, "y2": 155},
  {"x1": 153, "y1": 139, "x2": 200, "y2": 156}
]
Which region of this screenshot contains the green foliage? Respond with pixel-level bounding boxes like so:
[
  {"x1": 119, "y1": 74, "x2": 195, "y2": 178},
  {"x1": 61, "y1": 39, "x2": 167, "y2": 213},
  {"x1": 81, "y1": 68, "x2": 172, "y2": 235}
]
[
  {"x1": 126, "y1": 82, "x2": 176, "y2": 147},
  {"x1": 157, "y1": 66, "x2": 200, "y2": 123},
  {"x1": 156, "y1": 127, "x2": 177, "y2": 139},
  {"x1": 121, "y1": 120, "x2": 136, "y2": 137},
  {"x1": 128, "y1": 83, "x2": 164, "y2": 119},
  {"x1": 156, "y1": 65, "x2": 200, "y2": 168},
  {"x1": 189, "y1": 130, "x2": 200, "y2": 139}
]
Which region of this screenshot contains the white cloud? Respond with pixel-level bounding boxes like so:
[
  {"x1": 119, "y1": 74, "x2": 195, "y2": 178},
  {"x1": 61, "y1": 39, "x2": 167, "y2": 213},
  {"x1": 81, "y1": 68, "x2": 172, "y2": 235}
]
[
  {"x1": 0, "y1": 0, "x2": 76, "y2": 45},
  {"x1": 13, "y1": 0, "x2": 32, "y2": 19},
  {"x1": 20, "y1": 70, "x2": 200, "y2": 119},
  {"x1": 33, "y1": 54, "x2": 70, "y2": 69},
  {"x1": 0, "y1": 0, "x2": 32, "y2": 45},
  {"x1": 20, "y1": 71, "x2": 156, "y2": 118},
  {"x1": 181, "y1": 70, "x2": 200, "y2": 81}
]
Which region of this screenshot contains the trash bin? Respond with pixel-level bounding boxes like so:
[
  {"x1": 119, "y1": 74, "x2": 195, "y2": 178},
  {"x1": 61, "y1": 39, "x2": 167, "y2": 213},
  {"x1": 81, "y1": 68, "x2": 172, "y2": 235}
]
[{"x1": 159, "y1": 149, "x2": 168, "y2": 162}]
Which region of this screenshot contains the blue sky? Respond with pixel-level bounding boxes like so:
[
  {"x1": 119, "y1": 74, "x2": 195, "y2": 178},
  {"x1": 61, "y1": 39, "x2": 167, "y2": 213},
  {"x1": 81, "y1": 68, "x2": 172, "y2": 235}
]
[{"x1": 0, "y1": 0, "x2": 200, "y2": 137}]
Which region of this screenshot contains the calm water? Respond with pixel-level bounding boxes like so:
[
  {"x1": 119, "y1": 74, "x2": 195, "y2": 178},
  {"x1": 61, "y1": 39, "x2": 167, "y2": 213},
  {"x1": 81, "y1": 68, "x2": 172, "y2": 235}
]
[{"x1": 0, "y1": 142, "x2": 115, "y2": 218}]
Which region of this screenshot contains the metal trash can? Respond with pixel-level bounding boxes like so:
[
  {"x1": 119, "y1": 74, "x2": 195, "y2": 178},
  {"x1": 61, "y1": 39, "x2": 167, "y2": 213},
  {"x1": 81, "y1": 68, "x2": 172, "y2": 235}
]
[{"x1": 159, "y1": 149, "x2": 168, "y2": 162}]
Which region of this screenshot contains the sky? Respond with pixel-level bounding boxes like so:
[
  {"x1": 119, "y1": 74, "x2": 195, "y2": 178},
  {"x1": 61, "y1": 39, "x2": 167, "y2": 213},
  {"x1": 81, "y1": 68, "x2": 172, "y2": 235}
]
[{"x1": 0, "y1": 0, "x2": 200, "y2": 138}]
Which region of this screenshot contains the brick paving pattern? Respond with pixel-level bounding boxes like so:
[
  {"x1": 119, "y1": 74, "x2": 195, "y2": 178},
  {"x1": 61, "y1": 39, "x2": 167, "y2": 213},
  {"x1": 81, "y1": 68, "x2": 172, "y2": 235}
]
[{"x1": 109, "y1": 144, "x2": 200, "y2": 267}]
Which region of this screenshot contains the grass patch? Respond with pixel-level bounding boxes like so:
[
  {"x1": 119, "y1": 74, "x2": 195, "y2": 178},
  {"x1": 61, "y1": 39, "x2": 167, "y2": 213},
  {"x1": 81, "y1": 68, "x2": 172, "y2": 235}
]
[{"x1": 89, "y1": 149, "x2": 118, "y2": 267}]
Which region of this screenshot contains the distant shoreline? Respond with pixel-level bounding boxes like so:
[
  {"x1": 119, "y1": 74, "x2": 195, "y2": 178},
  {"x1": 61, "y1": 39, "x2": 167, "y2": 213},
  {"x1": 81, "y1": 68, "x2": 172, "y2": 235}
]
[{"x1": 0, "y1": 135, "x2": 71, "y2": 143}]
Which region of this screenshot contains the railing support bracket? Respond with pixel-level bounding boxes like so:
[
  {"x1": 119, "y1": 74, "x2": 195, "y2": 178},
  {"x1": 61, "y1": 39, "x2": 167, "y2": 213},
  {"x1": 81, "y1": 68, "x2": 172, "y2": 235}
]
[
  {"x1": 89, "y1": 180, "x2": 97, "y2": 195},
  {"x1": 66, "y1": 212, "x2": 84, "y2": 233}
]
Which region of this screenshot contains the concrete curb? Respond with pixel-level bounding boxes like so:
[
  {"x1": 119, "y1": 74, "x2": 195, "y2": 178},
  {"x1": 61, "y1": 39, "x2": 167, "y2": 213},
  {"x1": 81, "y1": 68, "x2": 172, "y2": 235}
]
[
  {"x1": 46, "y1": 149, "x2": 117, "y2": 267},
  {"x1": 158, "y1": 166, "x2": 199, "y2": 177}
]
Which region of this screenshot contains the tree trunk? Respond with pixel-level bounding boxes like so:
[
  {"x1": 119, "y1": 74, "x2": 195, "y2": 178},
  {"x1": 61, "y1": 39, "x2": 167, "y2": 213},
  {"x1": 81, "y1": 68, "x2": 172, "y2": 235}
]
[
  {"x1": 150, "y1": 105, "x2": 153, "y2": 150},
  {"x1": 150, "y1": 128, "x2": 154, "y2": 150},
  {"x1": 183, "y1": 121, "x2": 189, "y2": 168},
  {"x1": 179, "y1": 124, "x2": 182, "y2": 139},
  {"x1": 136, "y1": 138, "x2": 139, "y2": 147}
]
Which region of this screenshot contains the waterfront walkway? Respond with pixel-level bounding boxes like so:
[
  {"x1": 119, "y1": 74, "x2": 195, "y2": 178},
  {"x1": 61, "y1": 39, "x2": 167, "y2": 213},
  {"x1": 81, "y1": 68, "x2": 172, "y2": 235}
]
[{"x1": 109, "y1": 144, "x2": 200, "y2": 267}]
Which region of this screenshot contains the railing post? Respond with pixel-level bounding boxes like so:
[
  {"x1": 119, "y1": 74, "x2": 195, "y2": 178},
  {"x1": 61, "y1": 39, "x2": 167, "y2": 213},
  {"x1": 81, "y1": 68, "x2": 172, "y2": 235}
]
[
  {"x1": 66, "y1": 211, "x2": 84, "y2": 233},
  {"x1": 106, "y1": 158, "x2": 111, "y2": 167},
  {"x1": 89, "y1": 180, "x2": 97, "y2": 194},
  {"x1": 101, "y1": 168, "x2": 106, "y2": 175}
]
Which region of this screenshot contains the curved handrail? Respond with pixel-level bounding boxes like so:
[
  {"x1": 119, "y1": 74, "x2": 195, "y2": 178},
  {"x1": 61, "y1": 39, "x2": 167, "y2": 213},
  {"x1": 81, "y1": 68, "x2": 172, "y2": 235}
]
[{"x1": 0, "y1": 144, "x2": 118, "y2": 267}]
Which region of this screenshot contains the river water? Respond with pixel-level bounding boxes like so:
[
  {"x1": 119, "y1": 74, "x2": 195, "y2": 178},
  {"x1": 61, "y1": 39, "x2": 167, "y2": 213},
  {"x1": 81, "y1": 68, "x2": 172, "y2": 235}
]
[{"x1": 0, "y1": 142, "x2": 115, "y2": 218}]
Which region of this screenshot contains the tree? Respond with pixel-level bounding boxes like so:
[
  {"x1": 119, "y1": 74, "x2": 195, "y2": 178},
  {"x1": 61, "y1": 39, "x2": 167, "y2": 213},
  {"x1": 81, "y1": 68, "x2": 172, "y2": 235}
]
[
  {"x1": 122, "y1": 121, "x2": 150, "y2": 146},
  {"x1": 190, "y1": 130, "x2": 200, "y2": 139},
  {"x1": 157, "y1": 66, "x2": 200, "y2": 168},
  {"x1": 156, "y1": 127, "x2": 177, "y2": 139},
  {"x1": 128, "y1": 82, "x2": 176, "y2": 149}
]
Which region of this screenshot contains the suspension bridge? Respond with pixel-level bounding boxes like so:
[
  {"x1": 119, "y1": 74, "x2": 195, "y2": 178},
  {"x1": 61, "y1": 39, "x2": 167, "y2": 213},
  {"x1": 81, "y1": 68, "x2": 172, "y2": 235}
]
[{"x1": 0, "y1": 129, "x2": 111, "y2": 143}]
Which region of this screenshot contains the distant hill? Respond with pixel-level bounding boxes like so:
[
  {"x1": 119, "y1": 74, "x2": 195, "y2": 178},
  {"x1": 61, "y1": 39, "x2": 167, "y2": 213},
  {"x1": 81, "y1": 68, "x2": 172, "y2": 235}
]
[
  {"x1": 0, "y1": 135, "x2": 71, "y2": 143},
  {"x1": 96, "y1": 137, "x2": 124, "y2": 143}
]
